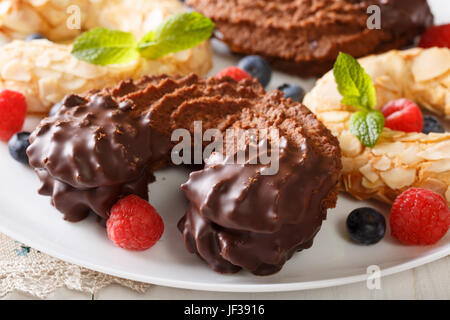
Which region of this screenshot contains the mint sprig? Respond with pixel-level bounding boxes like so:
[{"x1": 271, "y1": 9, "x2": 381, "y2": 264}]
[
  {"x1": 333, "y1": 52, "x2": 384, "y2": 147},
  {"x1": 138, "y1": 12, "x2": 215, "y2": 60},
  {"x1": 350, "y1": 110, "x2": 385, "y2": 148},
  {"x1": 71, "y1": 12, "x2": 214, "y2": 66},
  {"x1": 71, "y1": 28, "x2": 139, "y2": 66}
]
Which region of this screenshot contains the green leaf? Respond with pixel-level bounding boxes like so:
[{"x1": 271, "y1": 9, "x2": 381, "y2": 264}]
[
  {"x1": 138, "y1": 12, "x2": 215, "y2": 60},
  {"x1": 350, "y1": 110, "x2": 385, "y2": 147},
  {"x1": 71, "y1": 27, "x2": 139, "y2": 66},
  {"x1": 333, "y1": 52, "x2": 377, "y2": 111}
]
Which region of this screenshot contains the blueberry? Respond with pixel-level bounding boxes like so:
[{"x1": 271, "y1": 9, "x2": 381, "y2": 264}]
[
  {"x1": 277, "y1": 84, "x2": 305, "y2": 102},
  {"x1": 346, "y1": 207, "x2": 386, "y2": 245},
  {"x1": 49, "y1": 102, "x2": 63, "y2": 117},
  {"x1": 422, "y1": 115, "x2": 445, "y2": 134},
  {"x1": 8, "y1": 132, "x2": 31, "y2": 165},
  {"x1": 25, "y1": 33, "x2": 46, "y2": 41},
  {"x1": 237, "y1": 55, "x2": 272, "y2": 87}
]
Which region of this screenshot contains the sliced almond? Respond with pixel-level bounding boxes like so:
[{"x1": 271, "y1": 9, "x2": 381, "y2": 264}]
[
  {"x1": 441, "y1": 73, "x2": 450, "y2": 88},
  {"x1": 419, "y1": 178, "x2": 447, "y2": 195},
  {"x1": 381, "y1": 129, "x2": 406, "y2": 140},
  {"x1": 372, "y1": 156, "x2": 392, "y2": 171},
  {"x1": 372, "y1": 141, "x2": 406, "y2": 157},
  {"x1": 375, "y1": 192, "x2": 394, "y2": 205},
  {"x1": 1, "y1": 59, "x2": 31, "y2": 81},
  {"x1": 398, "y1": 133, "x2": 427, "y2": 142},
  {"x1": 59, "y1": 76, "x2": 87, "y2": 91},
  {"x1": 342, "y1": 155, "x2": 368, "y2": 174},
  {"x1": 29, "y1": 0, "x2": 49, "y2": 7},
  {"x1": 398, "y1": 144, "x2": 421, "y2": 165},
  {"x1": 417, "y1": 141, "x2": 450, "y2": 160},
  {"x1": 64, "y1": 59, "x2": 107, "y2": 79},
  {"x1": 319, "y1": 111, "x2": 351, "y2": 123},
  {"x1": 420, "y1": 132, "x2": 450, "y2": 142},
  {"x1": 359, "y1": 163, "x2": 379, "y2": 183},
  {"x1": 338, "y1": 131, "x2": 362, "y2": 157},
  {"x1": 38, "y1": 77, "x2": 60, "y2": 102},
  {"x1": 33, "y1": 67, "x2": 62, "y2": 80},
  {"x1": 412, "y1": 48, "x2": 450, "y2": 82},
  {"x1": 423, "y1": 159, "x2": 450, "y2": 173},
  {"x1": 374, "y1": 75, "x2": 400, "y2": 92},
  {"x1": 362, "y1": 177, "x2": 384, "y2": 190},
  {"x1": 380, "y1": 167, "x2": 416, "y2": 190}
]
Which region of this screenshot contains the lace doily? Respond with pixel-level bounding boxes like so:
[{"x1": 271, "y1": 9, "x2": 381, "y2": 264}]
[{"x1": 0, "y1": 233, "x2": 150, "y2": 298}]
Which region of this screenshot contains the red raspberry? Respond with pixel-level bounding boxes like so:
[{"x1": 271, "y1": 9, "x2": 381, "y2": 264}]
[
  {"x1": 390, "y1": 188, "x2": 450, "y2": 245},
  {"x1": 381, "y1": 99, "x2": 423, "y2": 133},
  {"x1": 419, "y1": 24, "x2": 450, "y2": 49},
  {"x1": 107, "y1": 195, "x2": 164, "y2": 251},
  {"x1": 0, "y1": 90, "x2": 27, "y2": 142},
  {"x1": 216, "y1": 66, "x2": 252, "y2": 82}
]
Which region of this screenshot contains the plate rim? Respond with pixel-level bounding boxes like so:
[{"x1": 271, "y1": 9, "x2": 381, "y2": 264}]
[
  {"x1": 1, "y1": 223, "x2": 448, "y2": 293},
  {"x1": 2, "y1": 0, "x2": 449, "y2": 292}
]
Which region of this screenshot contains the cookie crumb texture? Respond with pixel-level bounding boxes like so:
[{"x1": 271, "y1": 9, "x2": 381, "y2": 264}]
[
  {"x1": 27, "y1": 74, "x2": 342, "y2": 275},
  {"x1": 186, "y1": 0, "x2": 433, "y2": 77}
]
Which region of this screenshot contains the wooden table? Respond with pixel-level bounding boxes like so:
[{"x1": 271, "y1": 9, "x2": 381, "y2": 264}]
[{"x1": 2, "y1": 256, "x2": 448, "y2": 300}]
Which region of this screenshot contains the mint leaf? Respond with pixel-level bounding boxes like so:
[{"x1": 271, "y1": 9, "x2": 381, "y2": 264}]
[
  {"x1": 138, "y1": 12, "x2": 214, "y2": 60},
  {"x1": 71, "y1": 27, "x2": 139, "y2": 66},
  {"x1": 350, "y1": 110, "x2": 385, "y2": 147},
  {"x1": 70, "y1": 12, "x2": 214, "y2": 65},
  {"x1": 333, "y1": 52, "x2": 377, "y2": 110},
  {"x1": 333, "y1": 52, "x2": 385, "y2": 147}
]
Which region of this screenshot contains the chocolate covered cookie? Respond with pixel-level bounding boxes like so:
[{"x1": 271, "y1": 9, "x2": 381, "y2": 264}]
[{"x1": 186, "y1": 0, "x2": 433, "y2": 77}]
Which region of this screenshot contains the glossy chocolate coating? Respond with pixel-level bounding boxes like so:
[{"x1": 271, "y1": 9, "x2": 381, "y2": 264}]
[
  {"x1": 27, "y1": 74, "x2": 341, "y2": 275},
  {"x1": 28, "y1": 90, "x2": 170, "y2": 220},
  {"x1": 179, "y1": 137, "x2": 338, "y2": 275}
]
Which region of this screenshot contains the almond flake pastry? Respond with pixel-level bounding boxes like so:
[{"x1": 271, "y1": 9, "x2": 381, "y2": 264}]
[
  {"x1": 0, "y1": 0, "x2": 212, "y2": 114},
  {"x1": 304, "y1": 47, "x2": 450, "y2": 205}
]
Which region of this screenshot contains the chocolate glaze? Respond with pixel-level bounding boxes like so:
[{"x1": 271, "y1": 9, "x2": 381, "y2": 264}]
[
  {"x1": 377, "y1": 0, "x2": 434, "y2": 32},
  {"x1": 187, "y1": 0, "x2": 433, "y2": 77},
  {"x1": 27, "y1": 74, "x2": 342, "y2": 274},
  {"x1": 179, "y1": 136, "x2": 338, "y2": 275},
  {"x1": 28, "y1": 91, "x2": 170, "y2": 220}
]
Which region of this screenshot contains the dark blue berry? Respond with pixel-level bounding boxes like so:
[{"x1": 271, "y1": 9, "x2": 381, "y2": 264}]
[
  {"x1": 25, "y1": 33, "x2": 46, "y2": 41},
  {"x1": 8, "y1": 132, "x2": 31, "y2": 165},
  {"x1": 346, "y1": 207, "x2": 386, "y2": 245},
  {"x1": 277, "y1": 84, "x2": 305, "y2": 102},
  {"x1": 238, "y1": 55, "x2": 272, "y2": 87},
  {"x1": 49, "y1": 102, "x2": 63, "y2": 117},
  {"x1": 422, "y1": 115, "x2": 445, "y2": 134}
]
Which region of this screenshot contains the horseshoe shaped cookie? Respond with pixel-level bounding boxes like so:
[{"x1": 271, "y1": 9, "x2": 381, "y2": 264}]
[
  {"x1": 27, "y1": 74, "x2": 342, "y2": 275},
  {"x1": 186, "y1": 0, "x2": 433, "y2": 77},
  {"x1": 0, "y1": 0, "x2": 212, "y2": 114},
  {"x1": 304, "y1": 47, "x2": 450, "y2": 205}
]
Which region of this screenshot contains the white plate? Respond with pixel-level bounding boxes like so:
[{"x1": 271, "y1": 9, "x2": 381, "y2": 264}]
[{"x1": 0, "y1": 0, "x2": 449, "y2": 293}]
